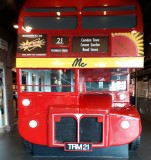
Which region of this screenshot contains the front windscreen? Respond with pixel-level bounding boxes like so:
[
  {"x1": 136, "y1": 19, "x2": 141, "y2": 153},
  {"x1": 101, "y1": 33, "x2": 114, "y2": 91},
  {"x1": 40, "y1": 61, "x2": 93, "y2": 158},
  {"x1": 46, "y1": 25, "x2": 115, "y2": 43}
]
[
  {"x1": 86, "y1": 81, "x2": 127, "y2": 92},
  {"x1": 80, "y1": 69, "x2": 128, "y2": 92},
  {"x1": 20, "y1": 69, "x2": 75, "y2": 92}
]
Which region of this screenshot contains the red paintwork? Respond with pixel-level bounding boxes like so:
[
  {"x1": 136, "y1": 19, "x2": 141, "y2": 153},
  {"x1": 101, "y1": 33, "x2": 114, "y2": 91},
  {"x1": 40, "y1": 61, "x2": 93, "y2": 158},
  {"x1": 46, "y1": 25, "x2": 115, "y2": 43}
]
[
  {"x1": 17, "y1": 0, "x2": 143, "y2": 149},
  {"x1": 18, "y1": 89, "x2": 142, "y2": 147},
  {"x1": 112, "y1": 35, "x2": 138, "y2": 56}
]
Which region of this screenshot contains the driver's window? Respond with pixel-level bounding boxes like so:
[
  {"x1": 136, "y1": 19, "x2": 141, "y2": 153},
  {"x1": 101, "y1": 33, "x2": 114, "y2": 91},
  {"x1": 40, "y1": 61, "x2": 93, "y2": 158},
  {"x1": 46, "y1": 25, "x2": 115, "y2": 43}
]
[{"x1": 20, "y1": 69, "x2": 75, "y2": 92}]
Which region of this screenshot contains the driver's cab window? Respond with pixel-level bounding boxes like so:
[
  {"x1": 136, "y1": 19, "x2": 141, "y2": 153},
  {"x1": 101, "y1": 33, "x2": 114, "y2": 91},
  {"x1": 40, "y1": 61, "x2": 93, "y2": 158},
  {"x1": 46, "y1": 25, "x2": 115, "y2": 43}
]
[
  {"x1": 20, "y1": 69, "x2": 75, "y2": 92},
  {"x1": 80, "y1": 69, "x2": 128, "y2": 92}
]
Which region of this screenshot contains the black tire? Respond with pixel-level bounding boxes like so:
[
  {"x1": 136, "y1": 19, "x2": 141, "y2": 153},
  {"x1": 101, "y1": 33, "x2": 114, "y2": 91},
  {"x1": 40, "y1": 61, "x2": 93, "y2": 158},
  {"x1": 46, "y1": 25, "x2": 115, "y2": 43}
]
[
  {"x1": 21, "y1": 138, "x2": 33, "y2": 154},
  {"x1": 129, "y1": 136, "x2": 141, "y2": 151}
]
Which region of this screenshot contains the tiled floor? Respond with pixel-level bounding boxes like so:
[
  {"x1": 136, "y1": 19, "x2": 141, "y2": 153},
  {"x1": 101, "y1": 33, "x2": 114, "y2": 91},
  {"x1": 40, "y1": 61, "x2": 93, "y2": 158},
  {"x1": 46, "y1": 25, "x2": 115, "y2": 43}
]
[{"x1": 0, "y1": 118, "x2": 151, "y2": 160}]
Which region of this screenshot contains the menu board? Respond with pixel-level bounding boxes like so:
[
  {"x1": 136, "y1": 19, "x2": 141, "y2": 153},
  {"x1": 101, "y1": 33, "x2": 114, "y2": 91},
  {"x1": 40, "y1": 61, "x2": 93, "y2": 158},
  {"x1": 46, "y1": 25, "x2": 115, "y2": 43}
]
[{"x1": 72, "y1": 36, "x2": 108, "y2": 53}]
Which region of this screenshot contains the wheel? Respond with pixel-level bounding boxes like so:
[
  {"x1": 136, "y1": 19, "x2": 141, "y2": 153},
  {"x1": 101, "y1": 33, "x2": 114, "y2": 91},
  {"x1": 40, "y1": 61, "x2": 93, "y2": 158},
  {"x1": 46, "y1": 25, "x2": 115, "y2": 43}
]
[
  {"x1": 21, "y1": 138, "x2": 33, "y2": 154},
  {"x1": 129, "y1": 136, "x2": 141, "y2": 151}
]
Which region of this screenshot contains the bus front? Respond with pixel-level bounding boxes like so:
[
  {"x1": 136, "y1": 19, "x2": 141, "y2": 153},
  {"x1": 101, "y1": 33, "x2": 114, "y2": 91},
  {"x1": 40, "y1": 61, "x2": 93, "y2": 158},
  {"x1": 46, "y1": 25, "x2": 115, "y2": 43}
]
[{"x1": 16, "y1": 0, "x2": 144, "y2": 155}]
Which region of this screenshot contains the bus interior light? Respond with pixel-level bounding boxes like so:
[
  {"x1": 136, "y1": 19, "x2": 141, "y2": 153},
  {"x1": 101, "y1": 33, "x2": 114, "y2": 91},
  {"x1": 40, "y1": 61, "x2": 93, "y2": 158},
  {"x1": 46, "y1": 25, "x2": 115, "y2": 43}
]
[
  {"x1": 22, "y1": 99, "x2": 30, "y2": 106},
  {"x1": 56, "y1": 17, "x2": 61, "y2": 20},
  {"x1": 57, "y1": 12, "x2": 61, "y2": 16},
  {"x1": 104, "y1": 11, "x2": 107, "y2": 15}
]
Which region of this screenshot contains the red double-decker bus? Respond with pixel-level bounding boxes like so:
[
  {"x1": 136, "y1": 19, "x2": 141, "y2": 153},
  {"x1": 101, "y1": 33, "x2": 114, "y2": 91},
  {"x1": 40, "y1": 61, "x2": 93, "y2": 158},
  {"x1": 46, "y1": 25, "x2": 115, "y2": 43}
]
[{"x1": 16, "y1": 0, "x2": 144, "y2": 157}]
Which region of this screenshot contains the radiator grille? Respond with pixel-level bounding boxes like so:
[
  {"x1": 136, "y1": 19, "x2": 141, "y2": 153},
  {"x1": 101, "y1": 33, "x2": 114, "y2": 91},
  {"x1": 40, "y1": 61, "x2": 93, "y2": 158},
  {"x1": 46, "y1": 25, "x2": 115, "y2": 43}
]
[
  {"x1": 56, "y1": 117, "x2": 77, "y2": 142},
  {"x1": 55, "y1": 116, "x2": 103, "y2": 143},
  {"x1": 80, "y1": 117, "x2": 102, "y2": 143}
]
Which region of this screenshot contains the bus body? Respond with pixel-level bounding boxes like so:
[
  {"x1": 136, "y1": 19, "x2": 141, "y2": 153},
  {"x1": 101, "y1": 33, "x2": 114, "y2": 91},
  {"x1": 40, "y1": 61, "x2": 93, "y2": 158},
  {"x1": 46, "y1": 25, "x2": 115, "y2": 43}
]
[{"x1": 16, "y1": 0, "x2": 144, "y2": 154}]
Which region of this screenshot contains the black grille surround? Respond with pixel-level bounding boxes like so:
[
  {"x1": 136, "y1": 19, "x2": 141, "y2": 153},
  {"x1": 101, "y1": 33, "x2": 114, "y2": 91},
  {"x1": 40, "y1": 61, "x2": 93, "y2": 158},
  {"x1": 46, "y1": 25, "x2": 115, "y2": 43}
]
[{"x1": 55, "y1": 116, "x2": 103, "y2": 143}]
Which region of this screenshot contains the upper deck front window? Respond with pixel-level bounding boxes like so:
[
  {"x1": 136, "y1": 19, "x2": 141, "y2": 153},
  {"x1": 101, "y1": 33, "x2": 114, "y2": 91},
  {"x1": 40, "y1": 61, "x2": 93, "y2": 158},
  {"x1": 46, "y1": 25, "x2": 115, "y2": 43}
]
[
  {"x1": 82, "y1": 15, "x2": 136, "y2": 29},
  {"x1": 24, "y1": 16, "x2": 77, "y2": 30}
]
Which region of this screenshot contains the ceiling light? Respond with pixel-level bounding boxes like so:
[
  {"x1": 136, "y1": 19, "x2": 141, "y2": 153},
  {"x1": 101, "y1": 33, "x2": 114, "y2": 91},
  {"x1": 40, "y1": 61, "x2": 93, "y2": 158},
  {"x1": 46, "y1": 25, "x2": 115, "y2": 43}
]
[
  {"x1": 13, "y1": 25, "x2": 18, "y2": 29},
  {"x1": 22, "y1": 26, "x2": 32, "y2": 32}
]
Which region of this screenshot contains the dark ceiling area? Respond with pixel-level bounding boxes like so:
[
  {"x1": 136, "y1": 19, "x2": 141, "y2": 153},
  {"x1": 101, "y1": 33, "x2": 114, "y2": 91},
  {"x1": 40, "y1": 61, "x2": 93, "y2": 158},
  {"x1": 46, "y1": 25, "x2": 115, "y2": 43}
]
[
  {"x1": 138, "y1": 0, "x2": 151, "y2": 43},
  {"x1": 0, "y1": 0, "x2": 151, "y2": 42},
  {"x1": 0, "y1": 0, "x2": 25, "y2": 38}
]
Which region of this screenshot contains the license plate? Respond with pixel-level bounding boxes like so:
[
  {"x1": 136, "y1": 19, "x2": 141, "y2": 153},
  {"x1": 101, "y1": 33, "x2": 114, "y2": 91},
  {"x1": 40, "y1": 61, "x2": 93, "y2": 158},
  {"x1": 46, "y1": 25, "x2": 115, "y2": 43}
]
[{"x1": 65, "y1": 143, "x2": 92, "y2": 152}]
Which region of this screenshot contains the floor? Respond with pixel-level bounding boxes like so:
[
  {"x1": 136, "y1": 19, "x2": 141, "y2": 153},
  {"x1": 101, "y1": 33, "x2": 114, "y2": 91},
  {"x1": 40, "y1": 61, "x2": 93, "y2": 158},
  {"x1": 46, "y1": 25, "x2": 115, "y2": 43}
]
[{"x1": 0, "y1": 118, "x2": 151, "y2": 160}]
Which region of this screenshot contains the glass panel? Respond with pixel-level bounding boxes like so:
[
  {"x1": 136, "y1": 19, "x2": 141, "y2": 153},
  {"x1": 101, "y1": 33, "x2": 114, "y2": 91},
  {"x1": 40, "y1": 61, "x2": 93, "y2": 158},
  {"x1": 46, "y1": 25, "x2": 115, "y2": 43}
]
[
  {"x1": 0, "y1": 69, "x2": 5, "y2": 127},
  {"x1": 86, "y1": 81, "x2": 127, "y2": 91},
  {"x1": 25, "y1": 7, "x2": 77, "y2": 12},
  {"x1": 111, "y1": 75, "x2": 127, "y2": 80},
  {"x1": 20, "y1": 69, "x2": 75, "y2": 92},
  {"x1": 82, "y1": 15, "x2": 136, "y2": 29},
  {"x1": 83, "y1": 6, "x2": 135, "y2": 12},
  {"x1": 24, "y1": 16, "x2": 77, "y2": 30}
]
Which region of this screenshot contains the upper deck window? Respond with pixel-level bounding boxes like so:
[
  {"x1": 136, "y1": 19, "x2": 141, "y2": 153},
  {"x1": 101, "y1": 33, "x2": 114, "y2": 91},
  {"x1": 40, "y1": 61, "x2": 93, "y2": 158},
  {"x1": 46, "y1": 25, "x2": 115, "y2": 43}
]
[
  {"x1": 24, "y1": 16, "x2": 77, "y2": 30},
  {"x1": 25, "y1": 7, "x2": 77, "y2": 12},
  {"x1": 82, "y1": 15, "x2": 136, "y2": 29},
  {"x1": 83, "y1": 6, "x2": 136, "y2": 12}
]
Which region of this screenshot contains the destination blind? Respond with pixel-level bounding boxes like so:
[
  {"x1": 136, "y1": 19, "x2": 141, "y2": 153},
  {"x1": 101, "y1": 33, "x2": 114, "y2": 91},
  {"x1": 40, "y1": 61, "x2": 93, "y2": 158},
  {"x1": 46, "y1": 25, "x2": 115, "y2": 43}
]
[{"x1": 72, "y1": 36, "x2": 108, "y2": 53}]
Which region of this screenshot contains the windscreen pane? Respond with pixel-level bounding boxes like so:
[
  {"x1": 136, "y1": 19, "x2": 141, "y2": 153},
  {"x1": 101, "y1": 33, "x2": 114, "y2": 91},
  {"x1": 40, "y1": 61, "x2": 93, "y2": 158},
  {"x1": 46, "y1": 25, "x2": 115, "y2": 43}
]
[
  {"x1": 24, "y1": 16, "x2": 77, "y2": 30},
  {"x1": 21, "y1": 69, "x2": 75, "y2": 92},
  {"x1": 86, "y1": 81, "x2": 126, "y2": 91},
  {"x1": 82, "y1": 15, "x2": 136, "y2": 29}
]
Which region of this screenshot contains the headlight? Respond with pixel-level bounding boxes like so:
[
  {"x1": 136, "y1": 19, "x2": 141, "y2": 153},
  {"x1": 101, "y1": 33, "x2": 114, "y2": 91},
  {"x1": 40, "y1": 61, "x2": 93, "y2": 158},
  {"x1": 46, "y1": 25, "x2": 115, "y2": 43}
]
[
  {"x1": 29, "y1": 120, "x2": 38, "y2": 128},
  {"x1": 121, "y1": 120, "x2": 130, "y2": 129},
  {"x1": 22, "y1": 99, "x2": 30, "y2": 106}
]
